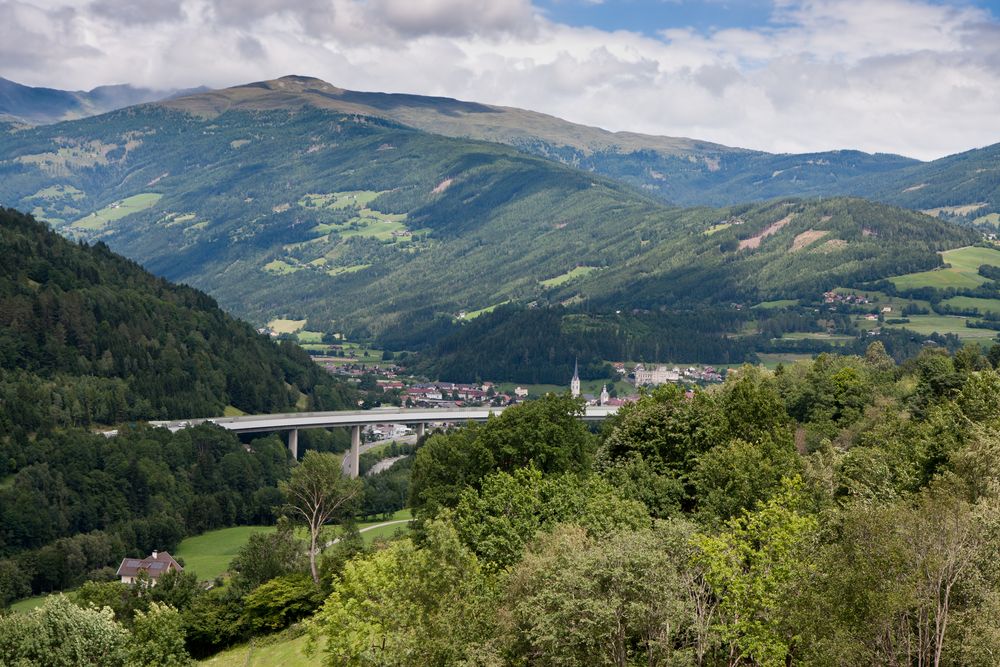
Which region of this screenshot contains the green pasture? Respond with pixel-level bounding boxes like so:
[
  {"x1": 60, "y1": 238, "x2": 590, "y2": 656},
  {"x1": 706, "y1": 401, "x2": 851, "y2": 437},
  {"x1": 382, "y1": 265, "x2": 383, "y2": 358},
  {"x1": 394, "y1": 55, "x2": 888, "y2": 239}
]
[
  {"x1": 28, "y1": 184, "x2": 85, "y2": 201},
  {"x1": 8, "y1": 594, "x2": 49, "y2": 613},
  {"x1": 540, "y1": 266, "x2": 599, "y2": 288},
  {"x1": 752, "y1": 299, "x2": 799, "y2": 310},
  {"x1": 941, "y1": 296, "x2": 1000, "y2": 315},
  {"x1": 296, "y1": 330, "x2": 325, "y2": 343},
  {"x1": 880, "y1": 314, "x2": 997, "y2": 339},
  {"x1": 175, "y1": 511, "x2": 413, "y2": 581},
  {"x1": 889, "y1": 246, "x2": 1000, "y2": 290},
  {"x1": 263, "y1": 259, "x2": 302, "y2": 275},
  {"x1": 70, "y1": 193, "x2": 161, "y2": 231},
  {"x1": 300, "y1": 191, "x2": 380, "y2": 210},
  {"x1": 175, "y1": 526, "x2": 276, "y2": 581},
  {"x1": 756, "y1": 353, "x2": 816, "y2": 369},
  {"x1": 200, "y1": 630, "x2": 319, "y2": 666},
  {"x1": 326, "y1": 264, "x2": 370, "y2": 277},
  {"x1": 778, "y1": 332, "x2": 856, "y2": 343},
  {"x1": 463, "y1": 300, "x2": 511, "y2": 319},
  {"x1": 704, "y1": 222, "x2": 732, "y2": 236}
]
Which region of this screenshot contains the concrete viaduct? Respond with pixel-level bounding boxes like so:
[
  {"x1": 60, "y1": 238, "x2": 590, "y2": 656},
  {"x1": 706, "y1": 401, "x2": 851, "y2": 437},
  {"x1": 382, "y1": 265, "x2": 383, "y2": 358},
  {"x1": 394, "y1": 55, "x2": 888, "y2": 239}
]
[{"x1": 152, "y1": 405, "x2": 619, "y2": 478}]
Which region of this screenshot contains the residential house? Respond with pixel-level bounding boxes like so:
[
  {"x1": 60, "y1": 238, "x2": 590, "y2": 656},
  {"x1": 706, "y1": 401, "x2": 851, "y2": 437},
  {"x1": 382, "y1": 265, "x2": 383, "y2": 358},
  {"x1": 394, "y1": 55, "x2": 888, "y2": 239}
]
[{"x1": 116, "y1": 551, "x2": 183, "y2": 585}]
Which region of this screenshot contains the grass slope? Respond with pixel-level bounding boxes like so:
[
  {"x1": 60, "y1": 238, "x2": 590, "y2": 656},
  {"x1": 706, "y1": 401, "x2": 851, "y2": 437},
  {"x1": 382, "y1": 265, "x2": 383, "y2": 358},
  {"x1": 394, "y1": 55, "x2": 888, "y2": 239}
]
[
  {"x1": 175, "y1": 511, "x2": 413, "y2": 581},
  {"x1": 199, "y1": 630, "x2": 319, "y2": 667},
  {"x1": 890, "y1": 246, "x2": 1000, "y2": 290}
]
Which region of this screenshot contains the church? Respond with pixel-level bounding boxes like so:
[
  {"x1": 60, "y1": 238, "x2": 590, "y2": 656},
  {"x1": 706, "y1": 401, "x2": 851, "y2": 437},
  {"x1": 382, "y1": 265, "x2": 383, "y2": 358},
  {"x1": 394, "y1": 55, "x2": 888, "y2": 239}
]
[{"x1": 570, "y1": 359, "x2": 611, "y2": 406}]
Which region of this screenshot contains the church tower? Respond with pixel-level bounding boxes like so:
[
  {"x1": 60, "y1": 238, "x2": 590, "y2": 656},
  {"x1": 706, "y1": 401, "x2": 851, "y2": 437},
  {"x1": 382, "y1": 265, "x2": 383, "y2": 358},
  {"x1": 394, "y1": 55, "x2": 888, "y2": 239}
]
[
  {"x1": 571, "y1": 358, "x2": 581, "y2": 398},
  {"x1": 600, "y1": 384, "x2": 609, "y2": 405}
]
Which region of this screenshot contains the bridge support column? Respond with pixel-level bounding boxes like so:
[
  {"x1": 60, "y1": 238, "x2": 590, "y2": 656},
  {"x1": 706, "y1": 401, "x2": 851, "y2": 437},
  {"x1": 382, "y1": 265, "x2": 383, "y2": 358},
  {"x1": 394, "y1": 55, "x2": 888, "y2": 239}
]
[
  {"x1": 349, "y1": 425, "x2": 361, "y2": 479},
  {"x1": 288, "y1": 428, "x2": 299, "y2": 461},
  {"x1": 416, "y1": 422, "x2": 425, "y2": 438}
]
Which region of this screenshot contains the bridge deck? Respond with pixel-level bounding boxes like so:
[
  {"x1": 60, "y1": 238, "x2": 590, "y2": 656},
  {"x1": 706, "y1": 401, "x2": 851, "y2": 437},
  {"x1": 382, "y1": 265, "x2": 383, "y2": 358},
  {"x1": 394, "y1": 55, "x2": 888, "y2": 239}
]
[{"x1": 151, "y1": 405, "x2": 618, "y2": 433}]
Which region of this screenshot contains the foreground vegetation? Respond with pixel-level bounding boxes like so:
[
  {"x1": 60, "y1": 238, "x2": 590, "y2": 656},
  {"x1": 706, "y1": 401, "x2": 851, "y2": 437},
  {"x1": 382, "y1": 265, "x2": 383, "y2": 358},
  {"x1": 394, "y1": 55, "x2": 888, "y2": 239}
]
[
  {"x1": 6, "y1": 341, "x2": 1000, "y2": 664},
  {"x1": 305, "y1": 343, "x2": 1000, "y2": 666}
]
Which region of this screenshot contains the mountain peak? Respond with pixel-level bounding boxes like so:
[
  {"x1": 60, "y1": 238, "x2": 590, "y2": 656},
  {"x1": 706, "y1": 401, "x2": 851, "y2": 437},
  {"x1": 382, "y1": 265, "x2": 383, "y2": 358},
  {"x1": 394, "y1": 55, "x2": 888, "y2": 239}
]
[{"x1": 161, "y1": 75, "x2": 732, "y2": 158}]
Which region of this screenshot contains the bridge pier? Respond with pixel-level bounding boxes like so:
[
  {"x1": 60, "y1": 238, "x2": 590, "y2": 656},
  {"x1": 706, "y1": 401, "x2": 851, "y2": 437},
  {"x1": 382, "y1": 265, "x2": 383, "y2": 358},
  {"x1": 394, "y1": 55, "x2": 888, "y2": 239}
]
[
  {"x1": 416, "y1": 422, "x2": 425, "y2": 438},
  {"x1": 349, "y1": 425, "x2": 361, "y2": 479},
  {"x1": 288, "y1": 428, "x2": 299, "y2": 460}
]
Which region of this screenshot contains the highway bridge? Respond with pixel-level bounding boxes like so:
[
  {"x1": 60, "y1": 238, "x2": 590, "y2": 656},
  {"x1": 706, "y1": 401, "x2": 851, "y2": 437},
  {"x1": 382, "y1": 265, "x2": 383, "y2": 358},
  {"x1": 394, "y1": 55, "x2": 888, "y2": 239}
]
[{"x1": 152, "y1": 405, "x2": 619, "y2": 478}]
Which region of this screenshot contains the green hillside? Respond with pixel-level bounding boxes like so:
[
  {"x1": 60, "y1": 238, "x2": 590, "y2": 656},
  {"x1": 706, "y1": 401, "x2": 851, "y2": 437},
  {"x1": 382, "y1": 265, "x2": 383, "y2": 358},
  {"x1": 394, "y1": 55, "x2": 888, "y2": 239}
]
[
  {"x1": 0, "y1": 80, "x2": 985, "y2": 382},
  {"x1": 159, "y1": 76, "x2": 1000, "y2": 216},
  {"x1": 0, "y1": 207, "x2": 357, "y2": 425}
]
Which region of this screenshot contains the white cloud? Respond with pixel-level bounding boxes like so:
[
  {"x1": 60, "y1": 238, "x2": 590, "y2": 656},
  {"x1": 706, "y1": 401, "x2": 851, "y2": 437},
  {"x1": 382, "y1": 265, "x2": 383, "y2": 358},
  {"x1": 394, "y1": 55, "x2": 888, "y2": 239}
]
[{"x1": 2, "y1": 0, "x2": 999, "y2": 159}]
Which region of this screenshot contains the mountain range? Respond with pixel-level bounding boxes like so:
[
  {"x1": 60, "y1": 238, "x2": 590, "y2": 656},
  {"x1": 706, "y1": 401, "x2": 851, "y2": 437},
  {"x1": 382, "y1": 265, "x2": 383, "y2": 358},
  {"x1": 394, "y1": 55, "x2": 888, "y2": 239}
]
[
  {"x1": 0, "y1": 76, "x2": 207, "y2": 126},
  {"x1": 0, "y1": 74, "x2": 997, "y2": 377}
]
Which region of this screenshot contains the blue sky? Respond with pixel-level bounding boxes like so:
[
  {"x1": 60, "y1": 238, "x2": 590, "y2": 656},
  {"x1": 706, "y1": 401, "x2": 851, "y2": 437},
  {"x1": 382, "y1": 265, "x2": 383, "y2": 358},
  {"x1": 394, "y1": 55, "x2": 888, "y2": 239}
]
[{"x1": 536, "y1": 0, "x2": 1000, "y2": 36}]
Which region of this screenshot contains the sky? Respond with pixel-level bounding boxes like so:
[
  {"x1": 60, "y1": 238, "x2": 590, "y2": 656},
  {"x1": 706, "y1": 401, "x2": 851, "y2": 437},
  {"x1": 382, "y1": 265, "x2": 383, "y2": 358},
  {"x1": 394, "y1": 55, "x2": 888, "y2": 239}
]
[{"x1": 2, "y1": 0, "x2": 1000, "y2": 159}]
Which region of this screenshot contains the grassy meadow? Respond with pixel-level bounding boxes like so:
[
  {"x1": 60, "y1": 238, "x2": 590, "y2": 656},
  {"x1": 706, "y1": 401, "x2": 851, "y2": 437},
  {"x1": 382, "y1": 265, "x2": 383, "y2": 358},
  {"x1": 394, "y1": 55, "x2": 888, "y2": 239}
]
[
  {"x1": 175, "y1": 511, "x2": 414, "y2": 582},
  {"x1": 69, "y1": 193, "x2": 162, "y2": 231},
  {"x1": 890, "y1": 246, "x2": 1000, "y2": 290},
  {"x1": 199, "y1": 630, "x2": 320, "y2": 667}
]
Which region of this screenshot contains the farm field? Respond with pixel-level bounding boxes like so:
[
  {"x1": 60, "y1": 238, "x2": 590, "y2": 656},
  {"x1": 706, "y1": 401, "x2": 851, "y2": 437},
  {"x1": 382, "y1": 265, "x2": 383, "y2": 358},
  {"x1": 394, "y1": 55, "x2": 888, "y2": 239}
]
[
  {"x1": 941, "y1": 296, "x2": 1000, "y2": 315},
  {"x1": 540, "y1": 266, "x2": 599, "y2": 287},
  {"x1": 756, "y1": 353, "x2": 816, "y2": 369},
  {"x1": 778, "y1": 332, "x2": 855, "y2": 343},
  {"x1": 704, "y1": 222, "x2": 732, "y2": 235},
  {"x1": 263, "y1": 259, "x2": 301, "y2": 275},
  {"x1": 889, "y1": 246, "x2": 1000, "y2": 290},
  {"x1": 69, "y1": 193, "x2": 162, "y2": 231},
  {"x1": 880, "y1": 314, "x2": 996, "y2": 339},
  {"x1": 463, "y1": 300, "x2": 511, "y2": 320},
  {"x1": 752, "y1": 299, "x2": 799, "y2": 310},
  {"x1": 268, "y1": 318, "x2": 306, "y2": 334},
  {"x1": 295, "y1": 330, "x2": 325, "y2": 343}
]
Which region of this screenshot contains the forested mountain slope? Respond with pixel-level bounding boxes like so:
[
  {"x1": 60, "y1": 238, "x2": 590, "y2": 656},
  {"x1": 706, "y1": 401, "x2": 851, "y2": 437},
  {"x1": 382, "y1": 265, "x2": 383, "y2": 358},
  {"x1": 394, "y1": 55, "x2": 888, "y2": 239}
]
[
  {"x1": 160, "y1": 76, "x2": 926, "y2": 207},
  {"x1": 0, "y1": 96, "x2": 974, "y2": 349},
  {"x1": 5, "y1": 75, "x2": 997, "y2": 217},
  {"x1": 0, "y1": 207, "x2": 355, "y2": 425},
  {"x1": 160, "y1": 76, "x2": 1000, "y2": 216}
]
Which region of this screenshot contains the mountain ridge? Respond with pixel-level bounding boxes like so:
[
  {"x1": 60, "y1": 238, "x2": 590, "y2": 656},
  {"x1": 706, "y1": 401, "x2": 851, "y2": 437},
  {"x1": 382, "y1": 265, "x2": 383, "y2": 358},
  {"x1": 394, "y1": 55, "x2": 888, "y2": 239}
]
[
  {"x1": 156, "y1": 76, "x2": 999, "y2": 213},
  {"x1": 0, "y1": 76, "x2": 207, "y2": 125}
]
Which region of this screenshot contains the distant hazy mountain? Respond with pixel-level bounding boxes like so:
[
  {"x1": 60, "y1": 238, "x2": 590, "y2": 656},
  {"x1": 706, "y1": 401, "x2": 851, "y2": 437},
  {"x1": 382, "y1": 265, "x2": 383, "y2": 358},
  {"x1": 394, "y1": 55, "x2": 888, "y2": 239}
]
[{"x1": 0, "y1": 76, "x2": 208, "y2": 125}]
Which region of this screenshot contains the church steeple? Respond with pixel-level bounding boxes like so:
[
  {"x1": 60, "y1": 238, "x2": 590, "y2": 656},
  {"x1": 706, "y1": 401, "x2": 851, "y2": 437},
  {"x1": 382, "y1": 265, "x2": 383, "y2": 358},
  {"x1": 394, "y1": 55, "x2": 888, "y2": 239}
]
[{"x1": 571, "y1": 358, "x2": 581, "y2": 398}]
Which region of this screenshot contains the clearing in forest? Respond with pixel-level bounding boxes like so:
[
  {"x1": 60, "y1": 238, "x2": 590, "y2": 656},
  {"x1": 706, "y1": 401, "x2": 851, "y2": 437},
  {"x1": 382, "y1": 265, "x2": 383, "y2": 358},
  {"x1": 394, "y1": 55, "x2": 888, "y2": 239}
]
[
  {"x1": 738, "y1": 213, "x2": 795, "y2": 250},
  {"x1": 790, "y1": 230, "x2": 829, "y2": 252},
  {"x1": 70, "y1": 193, "x2": 162, "y2": 231},
  {"x1": 890, "y1": 246, "x2": 1000, "y2": 290},
  {"x1": 540, "y1": 266, "x2": 599, "y2": 287}
]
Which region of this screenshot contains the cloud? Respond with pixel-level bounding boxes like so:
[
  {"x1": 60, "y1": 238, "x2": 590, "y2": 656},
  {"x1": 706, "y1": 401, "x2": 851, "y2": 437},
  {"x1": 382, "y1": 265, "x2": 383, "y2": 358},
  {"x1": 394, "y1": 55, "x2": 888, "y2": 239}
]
[
  {"x1": 368, "y1": 0, "x2": 536, "y2": 37},
  {"x1": 90, "y1": 0, "x2": 183, "y2": 24},
  {"x1": 2, "y1": 0, "x2": 999, "y2": 159}
]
